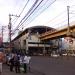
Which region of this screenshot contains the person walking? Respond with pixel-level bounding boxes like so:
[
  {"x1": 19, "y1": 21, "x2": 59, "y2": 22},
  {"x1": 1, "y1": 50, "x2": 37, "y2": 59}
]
[
  {"x1": 14, "y1": 54, "x2": 20, "y2": 73},
  {"x1": 23, "y1": 55, "x2": 28, "y2": 73},
  {"x1": 9, "y1": 56, "x2": 14, "y2": 72},
  {"x1": 26, "y1": 55, "x2": 31, "y2": 72}
]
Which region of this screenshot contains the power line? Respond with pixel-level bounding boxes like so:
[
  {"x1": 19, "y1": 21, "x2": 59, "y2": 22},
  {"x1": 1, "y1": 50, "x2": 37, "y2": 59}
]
[
  {"x1": 16, "y1": 0, "x2": 44, "y2": 29},
  {"x1": 44, "y1": 4, "x2": 75, "y2": 29},
  {"x1": 21, "y1": 0, "x2": 50, "y2": 26},
  {"x1": 13, "y1": 0, "x2": 39, "y2": 32},
  {"x1": 12, "y1": 0, "x2": 30, "y2": 26},
  {"x1": 44, "y1": 10, "x2": 66, "y2": 25},
  {"x1": 48, "y1": 14, "x2": 75, "y2": 29},
  {"x1": 11, "y1": 0, "x2": 56, "y2": 38},
  {"x1": 14, "y1": 0, "x2": 56, "y2": 32},
  {"x1": 24, "y1": 0, "x2": 56, "y2": 27},
  {"x1": 19, "y1": 0, "x2": 30, "y2": 16}
]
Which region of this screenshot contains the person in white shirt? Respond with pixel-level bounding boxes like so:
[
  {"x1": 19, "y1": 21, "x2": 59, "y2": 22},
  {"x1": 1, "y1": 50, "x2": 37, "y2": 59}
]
[
  {"x1": 23, "y1": 55, "x2": 27, "y2": 73},
  {"x1": 23, "y1": 55, "x2": 31, "y2": 73},
  {"x1": 26, "y1": 56, "x2": 31, "y2": 72}
]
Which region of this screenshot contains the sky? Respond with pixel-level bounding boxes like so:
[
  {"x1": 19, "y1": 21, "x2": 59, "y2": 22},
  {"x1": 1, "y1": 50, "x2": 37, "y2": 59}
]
[{"x1": 0, "y1": 0, "x2": 75, "y2": 42}]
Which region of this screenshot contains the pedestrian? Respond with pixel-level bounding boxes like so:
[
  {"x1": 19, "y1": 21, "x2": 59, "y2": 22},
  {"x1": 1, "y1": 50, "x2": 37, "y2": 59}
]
[
  {"x1": 23, "y1": 55, "x2": 28, "y2": 73},
  {"x1": 26, "y1": 55, "x2": 31, "y2": 72},
  {"x1": 9, "y1": 56, "x2": 14, "y2": 72},
  {"x1": 14, "y1": 54, "x2": 20, "y2": 73},
  {"x1": 0, "y1": 52, "x2": 4, "y2": 75}
]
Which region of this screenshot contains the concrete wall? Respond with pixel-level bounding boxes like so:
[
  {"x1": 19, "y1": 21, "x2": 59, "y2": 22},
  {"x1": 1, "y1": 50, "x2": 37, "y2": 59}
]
[
  {"x1": 13, "y1": 33, "x2": 40, "y2": 49},
  {"x1": 62, "y1": 37, "x2": 75, "y2": 50}
]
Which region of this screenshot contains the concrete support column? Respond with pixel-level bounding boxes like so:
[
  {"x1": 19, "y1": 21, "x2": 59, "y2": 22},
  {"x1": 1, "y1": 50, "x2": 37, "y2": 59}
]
[
  {"x1": 26, "y1": 39, "x2": 28, "y2": 54},
  {"x1": 43, "y1": 43, "x2": 46, "y2": 56}
]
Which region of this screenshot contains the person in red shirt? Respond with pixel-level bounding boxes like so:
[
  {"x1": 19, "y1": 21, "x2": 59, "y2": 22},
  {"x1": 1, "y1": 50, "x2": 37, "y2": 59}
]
[{"x1": 0, "y1": 52, "x2": 4, "y2": 75}]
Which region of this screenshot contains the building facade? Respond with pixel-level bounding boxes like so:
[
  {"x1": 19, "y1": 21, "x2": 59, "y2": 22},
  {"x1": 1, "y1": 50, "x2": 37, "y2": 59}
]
[{"x1": 12, "y1": 26, "x2": 58, "y2": 55}]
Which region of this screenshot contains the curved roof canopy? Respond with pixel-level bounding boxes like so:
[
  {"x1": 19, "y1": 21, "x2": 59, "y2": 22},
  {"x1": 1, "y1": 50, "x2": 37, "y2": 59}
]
[{"x1": 12, "y1": 25, "x2": 55, "y2": 41}]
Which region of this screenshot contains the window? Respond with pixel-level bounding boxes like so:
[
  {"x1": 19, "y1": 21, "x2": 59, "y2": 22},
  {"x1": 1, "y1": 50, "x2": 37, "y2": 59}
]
[{"x1": 23, "y1": 40, "x2": 26, "y2": 45}]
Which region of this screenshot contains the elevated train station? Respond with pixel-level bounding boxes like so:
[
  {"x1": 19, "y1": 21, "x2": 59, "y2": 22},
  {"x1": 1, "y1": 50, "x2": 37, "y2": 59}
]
[
  {"x1": 11, "y1": 24, "x2": 75, "y2": 56},
  {"x1": 12, "y1": 26, "x2": 56, "y2": 55}
]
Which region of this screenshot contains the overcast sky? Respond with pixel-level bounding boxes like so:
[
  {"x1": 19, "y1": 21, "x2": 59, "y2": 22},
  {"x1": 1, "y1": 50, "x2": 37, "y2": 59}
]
[{"x1": 0, "y1": 0, "x2": 75, "y2": 42}]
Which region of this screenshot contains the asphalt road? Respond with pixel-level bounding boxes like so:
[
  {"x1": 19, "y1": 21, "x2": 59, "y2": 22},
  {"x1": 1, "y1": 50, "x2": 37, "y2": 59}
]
[
  {"x1": 2, "y1": 56, "x2": 75, "y2": 75},
  {"x1": 30, "y1": 56, "x2": 75, "y2": 75}
]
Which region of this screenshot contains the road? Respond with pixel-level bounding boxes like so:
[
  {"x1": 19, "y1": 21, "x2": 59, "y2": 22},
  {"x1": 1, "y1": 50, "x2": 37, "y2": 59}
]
[{"x1": 2, "y1": 56, "x2": 75, "y2": 75}]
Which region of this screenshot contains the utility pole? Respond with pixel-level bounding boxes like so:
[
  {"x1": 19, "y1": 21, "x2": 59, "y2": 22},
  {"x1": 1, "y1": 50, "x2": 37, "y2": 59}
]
[
  {"x1": 67, "y1": 6, "x2": 72, "y2": 56},
  {"x1": 8, "y1": 14, "x2": 12, "y2": 51},
  {"x1": 67, "y1": 6, "x2": 70, "y2": 36},
  {"x1": 8, "y1": 14, "x2": 20, "y2": 51},
  {"x1": 2, "y1": 26, "x2": 3, "y2": 44},
  {"x1": 1, "y1": 26, "x2": 6, "y2": 47}
]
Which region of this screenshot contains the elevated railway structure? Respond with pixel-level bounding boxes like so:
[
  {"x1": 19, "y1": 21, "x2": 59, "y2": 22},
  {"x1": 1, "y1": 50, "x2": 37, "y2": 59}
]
[
  {"x1": 39, "y1": 25, "x2": 75, "y2": 40},
  {"x1": 39, "y1": 25, "x2": 75, "y2": 55}
]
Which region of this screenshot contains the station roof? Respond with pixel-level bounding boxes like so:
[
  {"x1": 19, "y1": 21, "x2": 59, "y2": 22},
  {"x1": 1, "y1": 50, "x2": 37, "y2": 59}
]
[{"x1": 12, "y1": 26, "x2": 56, "y2": 41}]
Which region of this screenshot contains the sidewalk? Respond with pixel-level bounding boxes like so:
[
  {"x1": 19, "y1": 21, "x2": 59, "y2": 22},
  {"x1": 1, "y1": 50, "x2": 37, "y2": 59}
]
[{"x1": 2, "y1": 64, "x2": 45, "y2": 75}]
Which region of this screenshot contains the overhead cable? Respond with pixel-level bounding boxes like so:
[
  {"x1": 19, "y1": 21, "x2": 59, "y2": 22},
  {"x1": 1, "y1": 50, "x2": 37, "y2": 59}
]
[
  {"x1": 12, "y1": 0, "x2": 30, "y2": 25},
  {"x1": 14, "y1": 0, "x2": 39, "y2": 31}
]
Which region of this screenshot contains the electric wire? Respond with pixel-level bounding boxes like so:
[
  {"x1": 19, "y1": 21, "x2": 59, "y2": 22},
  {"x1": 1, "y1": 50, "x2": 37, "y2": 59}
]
[
  {"x1": 49, "y1": 14, "x2": 75, "y2": 30},
  {"x1": 12, "y1": 0, "x2": 30, "y2": 26},
  {"x1": 44, "y1": 10, "x2": 67, "y2": 25},
  {"x1": 11, "y1": 0, "x2": 75, "y2": 37},
  {"x1": 44, "y1": 4, "x2": 75, "y2": 29},
  {"x1": 17, "y1": 0, "x2": 44, "y2": 29},
  {"x1": 14, "y1": 0, "x2": 56, "y2": 32},
  {"x1": 12, "y1": 0, "x2": 56, "y2": 37},
  {"x1": 21, "y1": 0, "x2": 56, "y2": 27},
  {"x1": 14, "y1": 0, "x2": 39, "y2": 32}
]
